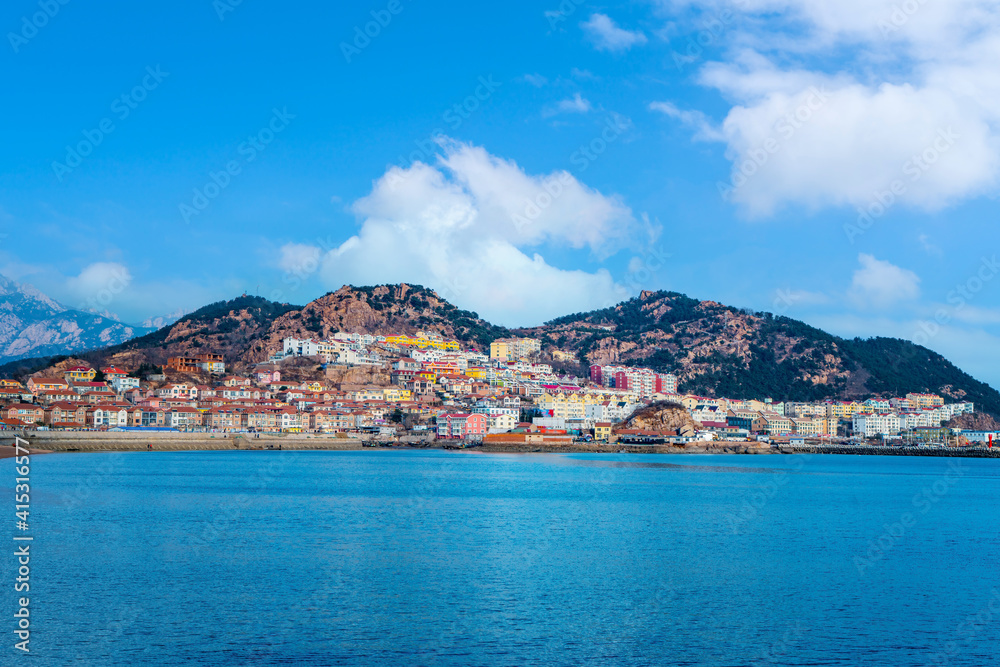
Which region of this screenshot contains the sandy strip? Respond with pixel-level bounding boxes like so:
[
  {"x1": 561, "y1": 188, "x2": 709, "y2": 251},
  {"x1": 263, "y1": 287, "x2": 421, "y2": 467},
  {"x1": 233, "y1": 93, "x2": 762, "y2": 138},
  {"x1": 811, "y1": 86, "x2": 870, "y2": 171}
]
[{"x1": 0, "y1": 445, "x2": 52, "y2": 459}]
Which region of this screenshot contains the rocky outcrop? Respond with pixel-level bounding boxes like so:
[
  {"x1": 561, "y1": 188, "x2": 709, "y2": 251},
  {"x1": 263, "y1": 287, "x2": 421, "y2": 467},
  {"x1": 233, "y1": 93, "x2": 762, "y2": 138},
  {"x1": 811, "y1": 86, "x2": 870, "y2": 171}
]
[
  {"x1": 618, "y1": 401, "x2": 701, "y2": 437},
  {"x1": 945, "y1": 412, "x2": 1000, "y2": 431}
]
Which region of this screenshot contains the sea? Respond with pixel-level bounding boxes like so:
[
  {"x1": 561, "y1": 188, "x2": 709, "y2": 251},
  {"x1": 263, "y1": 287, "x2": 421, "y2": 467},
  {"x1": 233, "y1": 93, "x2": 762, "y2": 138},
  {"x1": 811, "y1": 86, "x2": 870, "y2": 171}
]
[{"x1": 3, "y1": 449, "x2": 999, "y2": 666}]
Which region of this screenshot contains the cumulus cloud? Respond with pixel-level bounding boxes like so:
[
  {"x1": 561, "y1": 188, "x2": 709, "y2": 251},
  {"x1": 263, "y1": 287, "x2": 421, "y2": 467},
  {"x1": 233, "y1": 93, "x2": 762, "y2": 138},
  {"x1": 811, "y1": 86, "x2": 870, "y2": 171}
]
[
  {"x1": 67, "y1": 262, "x2": 133, "y2": 311},
  {"x1": 656, "y1": 0, "x2": 1000, "y2": 216},
  {"x1": 303, "y1": 139, "x2": 655, "y2": 325},
  {"x1": 581, "y1": 13, "x2": 648, "y2": 52},
  {"x1": 849, "y1": 254, "x2": 921, "y2": 308}
]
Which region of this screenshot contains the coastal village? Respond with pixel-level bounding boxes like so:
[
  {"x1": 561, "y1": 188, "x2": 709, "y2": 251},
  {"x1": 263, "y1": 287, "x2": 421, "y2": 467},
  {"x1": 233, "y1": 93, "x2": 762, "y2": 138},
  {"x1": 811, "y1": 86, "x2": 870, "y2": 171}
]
[{"x1": 0, "y1": 330, "x2": 992, "y2": 448}]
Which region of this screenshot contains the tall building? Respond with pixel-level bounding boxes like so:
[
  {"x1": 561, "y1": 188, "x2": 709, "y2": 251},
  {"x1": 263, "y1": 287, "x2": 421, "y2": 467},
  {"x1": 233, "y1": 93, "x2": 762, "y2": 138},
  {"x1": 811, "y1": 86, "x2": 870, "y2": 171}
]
[
  {"x1": 590, "y1": 364, "x2": 677, "y2": 398},
  {"x1": 490, "y1": 337, "x2": 541, "y2": 362}
]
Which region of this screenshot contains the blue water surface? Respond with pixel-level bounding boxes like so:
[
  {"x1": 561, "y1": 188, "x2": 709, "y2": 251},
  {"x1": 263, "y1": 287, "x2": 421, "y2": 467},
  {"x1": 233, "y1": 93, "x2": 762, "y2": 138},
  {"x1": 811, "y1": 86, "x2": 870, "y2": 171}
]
[{"x1": 2, "y1": 450, "x2": 999, "y2": 666}]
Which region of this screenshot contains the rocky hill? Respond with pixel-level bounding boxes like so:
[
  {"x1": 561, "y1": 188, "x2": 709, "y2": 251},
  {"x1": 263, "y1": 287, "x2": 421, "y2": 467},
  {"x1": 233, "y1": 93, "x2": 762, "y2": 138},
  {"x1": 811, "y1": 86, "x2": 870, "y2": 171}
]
[
  {"x1": 256, "y1": 284, "x2": 509, "y2": 362},
  {"x1": 7, "y1": 284, "x2": 998, "y2": 415},
  {"x1": 945, "y1": 413, "x2": 1000, "y2": 431},
  {"x1": 0, "y1": 274, "x2": 154, "y2": 364},
  {"x1": 618, "y1": 402, "x2": 700, "y2": 436},
  {"x1": 42, "y1": 285, "x2": 508, "y2": 373},
  {"x1": 519, "y1": 290, "x2": 1000, "y2": 415}
]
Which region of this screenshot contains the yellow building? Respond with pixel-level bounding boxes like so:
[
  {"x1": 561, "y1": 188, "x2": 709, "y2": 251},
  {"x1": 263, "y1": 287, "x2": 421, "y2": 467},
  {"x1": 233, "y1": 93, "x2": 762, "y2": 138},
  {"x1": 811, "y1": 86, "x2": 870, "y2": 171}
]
[
  {"x1": 594, "y1": 422, "x2": 612, "y2": 441},
  {"x1": 349, "y1": 387, "x2": 384, "y2": 401},
  {"x1": 906, "y1": 393, "x2": 944, "y2": 409},
  {"x1": 825, "y1": 401, "x2": 862, "y2": 419},
  {"x1": 763, "y1": 413, "x2": 793, "y2": 435},
  {"x1": 383, "y1": 388, "x2": 413, "y2": 403},
  {"x1": 65, "y1": 366, "x2": 97, "y2": 382},
  {"x1": 536, "y1": 392, "x2": 605, "y2": 420},
  {"x1": 464, "y1": 368, "x2": 487, "y2": 379},
  {"x1": 791, "y1": 417, "x2": 823, "y2": 436},
  {"x1": 490, "y1": 340, "x2": 510, "y2": 362},
  {"x1": 490, "y1": 337, "x2": 541, "y2": 362},
  {"x1": 385, "y1": 333, "x2": 460, "y2": 351}
]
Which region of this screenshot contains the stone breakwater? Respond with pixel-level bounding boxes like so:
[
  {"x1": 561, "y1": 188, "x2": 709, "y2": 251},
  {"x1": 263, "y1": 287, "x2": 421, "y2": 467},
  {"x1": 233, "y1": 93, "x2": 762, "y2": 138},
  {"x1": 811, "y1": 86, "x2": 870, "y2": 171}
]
[
  {"x1": 789, "y1": 444, "x2": 1000, "y2": 458},
  {"x1": 479, "y1": 441, "x2": 1000, "y2": 458}
]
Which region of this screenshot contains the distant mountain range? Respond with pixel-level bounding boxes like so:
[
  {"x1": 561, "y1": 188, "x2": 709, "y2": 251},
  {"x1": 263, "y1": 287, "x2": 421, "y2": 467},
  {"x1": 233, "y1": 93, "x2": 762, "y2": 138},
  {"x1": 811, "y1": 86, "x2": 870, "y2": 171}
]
[
  {"x1": 0, "y1": 274, "x2": 157, "y2": 364},
  {"x1": 6, "y1": 282, "x2": 999, "y2": 415}
]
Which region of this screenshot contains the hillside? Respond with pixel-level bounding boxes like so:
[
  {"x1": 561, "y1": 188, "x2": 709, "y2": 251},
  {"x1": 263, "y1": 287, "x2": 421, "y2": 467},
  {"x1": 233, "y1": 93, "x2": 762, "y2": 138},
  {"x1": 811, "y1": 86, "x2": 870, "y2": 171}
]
[
  {"x1": 34, "y1": 285, "x2": 508, "y2": 374},
  {"x1": 96, "y1": 295, "x2": 303, "y2": 369},
  {"x1": 0, "y1": 274, "x2": 154, "y2": 363},
  {"x1": 8, "y1": 284, "x2": 997, "y2": 415},
  {"x1": 255, "y1": 284, "x2": 510, "y2": 363},
  {"x1": 518, "y1": 290, "x2": 1000, "y2": 415}
]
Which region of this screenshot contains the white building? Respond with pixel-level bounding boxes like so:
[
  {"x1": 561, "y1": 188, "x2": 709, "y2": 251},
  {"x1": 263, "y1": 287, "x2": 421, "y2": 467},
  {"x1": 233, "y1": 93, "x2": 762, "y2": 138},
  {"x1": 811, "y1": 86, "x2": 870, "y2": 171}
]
[
  {"x1": 488, "y1": 413, "x2": 516, "y2": 433},
  {"x1": 853, "y1": 413, "x2": 902, "y2": 437},
  {"x1": 111, "y1": 376, "x2": 140, "y2": 393},
  {"x1": 283, "y1": 338, "x2": 322, "y2": 358}
]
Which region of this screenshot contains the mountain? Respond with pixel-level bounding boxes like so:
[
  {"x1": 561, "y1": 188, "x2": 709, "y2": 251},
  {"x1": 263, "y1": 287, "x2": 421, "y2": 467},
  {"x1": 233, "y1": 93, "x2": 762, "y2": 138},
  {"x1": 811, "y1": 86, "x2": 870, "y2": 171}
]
[
  {"x1": 0, "y1": 274, "x2": 155, "y2": 364},
  {"x1": 518, "y1": 290, "x2": 1000, "y2": 414},
  {"x1": 11, "y1": 283, "x2": 999, "y2": 415},
  {"x1": 89, "y1": 284, "x2": 508, "y2": 369}
]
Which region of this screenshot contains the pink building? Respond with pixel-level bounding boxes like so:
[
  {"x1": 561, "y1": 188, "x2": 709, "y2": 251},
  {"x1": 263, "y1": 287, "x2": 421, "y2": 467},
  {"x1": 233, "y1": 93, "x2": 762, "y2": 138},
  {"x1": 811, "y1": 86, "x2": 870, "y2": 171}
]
[{"x1": 436, "y1": 413, "x2": 488, "y2": 438}]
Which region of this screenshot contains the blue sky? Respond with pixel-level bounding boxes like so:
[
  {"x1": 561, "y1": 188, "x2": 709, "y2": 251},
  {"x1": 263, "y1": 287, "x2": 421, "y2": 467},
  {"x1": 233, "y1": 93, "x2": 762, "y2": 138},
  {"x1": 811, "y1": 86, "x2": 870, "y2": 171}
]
[{"x1": 2, "y1": 0, "x2": 1000, "y2": 386}]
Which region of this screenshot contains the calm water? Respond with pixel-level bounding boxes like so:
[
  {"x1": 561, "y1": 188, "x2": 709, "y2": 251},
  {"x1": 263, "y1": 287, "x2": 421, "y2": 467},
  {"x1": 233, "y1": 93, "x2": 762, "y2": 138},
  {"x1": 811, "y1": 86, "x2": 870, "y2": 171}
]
[{"x1": 3, "y1": 450, "x2": 999, "y2": 666}]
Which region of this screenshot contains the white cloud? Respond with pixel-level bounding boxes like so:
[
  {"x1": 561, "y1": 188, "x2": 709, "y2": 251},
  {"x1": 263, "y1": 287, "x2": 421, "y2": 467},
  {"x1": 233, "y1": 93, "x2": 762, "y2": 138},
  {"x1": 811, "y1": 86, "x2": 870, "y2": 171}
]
[
  {"x1": 649, "y1": 101, "x2": 725, "y2": 141},
  {"x1": 657, "y1": 1, "x2": 1000, "y2": 217},
  {"x1": 308, "y1": 139, "x2": 655, "y2": 325},
  {"x1": 520, "y1": 73, "x2": 548, "y2": 87},
  {"x1": 581, "y1": 13, "x2": 648, "y2": 52},
  {"x1": 67, "y1": 262, "x2": 133, "y2": 311},
  {"x1": 918, "y1": 233, "x2": 942, "y2": 255},
  {"x1": 545, "y1": 93, "x2": 593, "y2": 117},
  {"x1": 277, "y1": 243, "x2": 321, "y2": 275},
  {"x1": 849, "y1": 254, "x2": 921, "y2": 308}
]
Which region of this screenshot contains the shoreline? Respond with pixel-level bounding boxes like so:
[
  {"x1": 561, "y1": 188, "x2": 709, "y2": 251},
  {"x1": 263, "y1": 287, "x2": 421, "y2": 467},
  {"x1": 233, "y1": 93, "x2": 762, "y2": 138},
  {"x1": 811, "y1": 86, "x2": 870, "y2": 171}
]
[{"x1": 2, "y1": 433, "x2": 998, "y2": 458}]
